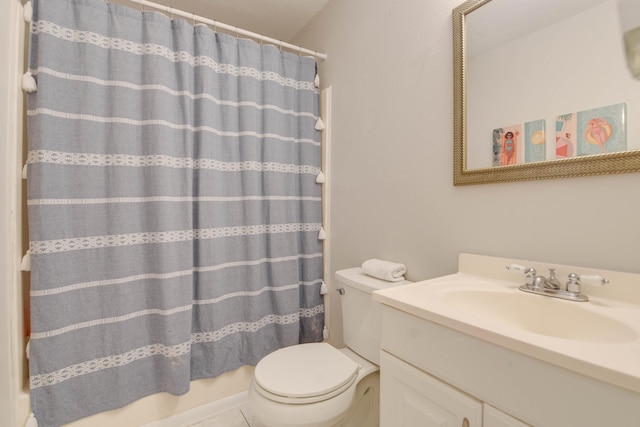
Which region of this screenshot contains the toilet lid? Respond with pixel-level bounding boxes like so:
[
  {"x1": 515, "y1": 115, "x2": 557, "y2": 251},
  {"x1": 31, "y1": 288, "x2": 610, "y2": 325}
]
[{"x1": 254, "y1": 343, "x2": 359, "y2": 399}]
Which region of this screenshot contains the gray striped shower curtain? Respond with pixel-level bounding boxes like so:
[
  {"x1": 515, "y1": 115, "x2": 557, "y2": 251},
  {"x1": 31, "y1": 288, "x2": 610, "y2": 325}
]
[{"x1": 25, "y1": 0, "x2": 324, "y2": 425}]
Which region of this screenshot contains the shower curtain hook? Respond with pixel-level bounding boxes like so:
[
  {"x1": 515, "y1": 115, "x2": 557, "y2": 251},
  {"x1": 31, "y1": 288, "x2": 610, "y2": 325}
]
[
  {"x1": 192, "y1": 12, "x2": 197, "y2": 26},
  {"x1": 169, "y1": 6, "x2": 173, "y2": 20}
]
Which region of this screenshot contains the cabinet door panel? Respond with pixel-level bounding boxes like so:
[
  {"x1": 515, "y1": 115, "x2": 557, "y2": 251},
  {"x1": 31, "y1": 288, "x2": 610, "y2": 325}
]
[{"x1": 380, "y1": 351, "x2": 482, "y2": 427}]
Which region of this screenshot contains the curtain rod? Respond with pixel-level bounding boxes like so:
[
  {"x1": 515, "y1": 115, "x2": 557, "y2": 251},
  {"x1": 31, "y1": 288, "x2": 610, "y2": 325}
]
[{"x1": 121, "y1": 0, "x2": 327, "y2": 61}]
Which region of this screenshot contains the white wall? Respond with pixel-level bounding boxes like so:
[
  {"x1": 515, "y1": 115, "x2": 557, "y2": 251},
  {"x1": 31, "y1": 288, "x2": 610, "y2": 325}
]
[{"x1": 293, "y1": 0, "x2": 640, "y2": 347}]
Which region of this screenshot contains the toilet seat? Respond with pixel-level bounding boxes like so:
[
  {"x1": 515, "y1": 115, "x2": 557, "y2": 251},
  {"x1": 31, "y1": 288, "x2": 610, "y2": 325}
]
[{"x1": 253, "y1": 342, "x2": 360, "y2": 404}]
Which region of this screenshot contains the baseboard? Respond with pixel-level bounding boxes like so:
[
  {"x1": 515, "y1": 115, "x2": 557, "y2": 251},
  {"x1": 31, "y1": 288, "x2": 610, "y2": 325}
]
[{"x1": 141, "y1": 391, "x2": 248, "y2": 427}]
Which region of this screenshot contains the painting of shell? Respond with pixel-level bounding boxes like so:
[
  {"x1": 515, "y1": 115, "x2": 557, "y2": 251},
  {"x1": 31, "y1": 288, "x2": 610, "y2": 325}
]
[{"x1": 577, "y1": 103, "x2": 626, "y2": 156}]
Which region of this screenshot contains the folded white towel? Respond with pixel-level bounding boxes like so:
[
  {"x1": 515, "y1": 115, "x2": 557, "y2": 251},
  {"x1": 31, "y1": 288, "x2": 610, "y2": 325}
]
[{"x1": 361, "y1": 258, "x2": 407, "y2": 282}]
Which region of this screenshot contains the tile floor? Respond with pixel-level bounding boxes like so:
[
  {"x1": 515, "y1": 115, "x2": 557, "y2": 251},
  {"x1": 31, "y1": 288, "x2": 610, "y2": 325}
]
[{"x1": 186, "y1": 404, "x2": 266, "y2": 427}]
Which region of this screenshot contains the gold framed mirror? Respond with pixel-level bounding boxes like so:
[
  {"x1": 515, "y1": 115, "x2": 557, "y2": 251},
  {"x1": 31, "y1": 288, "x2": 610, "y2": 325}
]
[{"x1": 453, "y1": 0, "x2": 640, "y2": 186}]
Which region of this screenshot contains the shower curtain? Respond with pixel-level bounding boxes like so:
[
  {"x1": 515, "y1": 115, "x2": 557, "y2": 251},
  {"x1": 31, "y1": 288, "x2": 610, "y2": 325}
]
[{"x1": 25, "y1": 0, "x2": 324, "y2": 425}]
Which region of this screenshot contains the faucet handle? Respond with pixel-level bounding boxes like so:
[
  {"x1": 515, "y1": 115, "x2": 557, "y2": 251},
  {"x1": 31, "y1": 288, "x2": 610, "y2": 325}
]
[
  {"x1": 578, "y1": 274, "x2": 609, "y2": 287},
  {"x1": 506, "y1": 264, "x2": 536, "y2": 286},
  {"x1": 506, "y1": 264, "x2": 534, "y2": 274},
  {"x1": 566, "y1": 273, "x2": 608, "y2": 294},
  {"x1": 566, "y1": 273, "x2": 580, "y2": 293}
]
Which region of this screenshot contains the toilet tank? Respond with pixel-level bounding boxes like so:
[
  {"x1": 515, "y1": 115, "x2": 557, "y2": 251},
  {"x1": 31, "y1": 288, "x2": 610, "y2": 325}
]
[{"x1": 335, "y1": 268, "x2": 410, "y2": 365}]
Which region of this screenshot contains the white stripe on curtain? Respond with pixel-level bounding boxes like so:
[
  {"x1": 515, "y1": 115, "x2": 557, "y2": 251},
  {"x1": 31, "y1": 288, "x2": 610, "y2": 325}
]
[
  {"x1": 26, "y1": 111, "x2": 322, "y2": 145},
  {"x1": 32, "y1": 66, "x2": 320, "y2": 119},
  {"x1": 25, "y1": 0, "x2": 324, "y2": 425},
  {"x1": 31, "y1": 254, "x2": 323, "y2": 296},
  {"x1": 31, "y1": 20, "x2": 317, "y2": 90},
  {"x1": 28, "y1": 195, "x2": 322, "y2": 205}
]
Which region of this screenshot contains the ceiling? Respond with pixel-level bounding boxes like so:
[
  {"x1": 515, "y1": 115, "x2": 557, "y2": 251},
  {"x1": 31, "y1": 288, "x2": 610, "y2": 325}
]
[
  {"x1": 111, "y1": 0, "x2": 331, "y2": 42},
  {"x1": 467, "y1": 0, "x2": 611, "y2": 57}
]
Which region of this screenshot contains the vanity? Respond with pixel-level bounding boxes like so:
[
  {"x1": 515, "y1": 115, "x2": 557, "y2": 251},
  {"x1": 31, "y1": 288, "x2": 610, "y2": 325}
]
[{"x1": 373, "y1": 253, "x2": 640, "y2": 427}]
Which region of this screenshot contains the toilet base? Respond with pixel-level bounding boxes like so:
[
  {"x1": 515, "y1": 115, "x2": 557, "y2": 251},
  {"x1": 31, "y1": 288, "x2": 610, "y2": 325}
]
[{"x1": 335, "y1": 371, "x2": 379, "y2": 427}]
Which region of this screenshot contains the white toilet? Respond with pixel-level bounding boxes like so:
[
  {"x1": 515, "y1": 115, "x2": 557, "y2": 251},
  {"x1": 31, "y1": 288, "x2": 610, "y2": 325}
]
[{"x1": 248, "y1": 267, "x2": 410, "y2": 427}]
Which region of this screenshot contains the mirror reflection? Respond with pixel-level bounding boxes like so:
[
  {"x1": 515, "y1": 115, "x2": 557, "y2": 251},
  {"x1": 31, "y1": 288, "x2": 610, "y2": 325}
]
[{"x1": 453, "y1": 0, "x2": 640, "y2": 185}]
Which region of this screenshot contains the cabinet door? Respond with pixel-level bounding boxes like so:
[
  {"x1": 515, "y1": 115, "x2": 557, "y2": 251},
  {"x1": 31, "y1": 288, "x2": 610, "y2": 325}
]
[
  {"x1": 484, "y1": 404, "x2": 531, "y2": 427},
  {"x1": 380, "y1": 351, "x2": 482, "y2": 427}
]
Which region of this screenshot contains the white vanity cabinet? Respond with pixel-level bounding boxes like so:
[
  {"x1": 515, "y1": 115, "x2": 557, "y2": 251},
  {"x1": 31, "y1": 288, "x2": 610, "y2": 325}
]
[
  {"x1": 380, "y1": 350, "x2": 482, "y2": 427},
  {"x1": 378, "y1": 305, "x2": 640, "y2": 427},
  {"x1": 380, "y1": 350, "x2": 528, "y2": 427},
  {"x1": 483, "y1": 405, "x2": 529, "y2": 427},
  {"x1": 375, "y1": 253, "x2": 640, "y2": 426}
]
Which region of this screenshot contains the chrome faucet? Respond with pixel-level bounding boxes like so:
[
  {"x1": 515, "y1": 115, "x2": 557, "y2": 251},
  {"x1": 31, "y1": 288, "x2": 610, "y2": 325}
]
[
  {"x1": 506, "y1": 264, "x2": 608, "y2": 302},
  {"x1": 531, "y1": 268, "x2": 561, "y2": 290}
]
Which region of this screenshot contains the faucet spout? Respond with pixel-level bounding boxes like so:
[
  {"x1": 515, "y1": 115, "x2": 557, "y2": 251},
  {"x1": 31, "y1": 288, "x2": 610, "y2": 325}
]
[
  {"x1": 531, "y1": 268, "x2": 561, "y2": 291},
  {"x1": 532, "y1": 275, "x2": 557, "y2": 290},
  {"x1": 546, "y1": 268, "x2": 561, "y2": 289}
]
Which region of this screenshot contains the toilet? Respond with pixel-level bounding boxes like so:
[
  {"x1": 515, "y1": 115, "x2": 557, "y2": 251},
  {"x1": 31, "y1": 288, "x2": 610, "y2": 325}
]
[{"x1": 248, "y1": 267, "x2": 410, "y2": 427}]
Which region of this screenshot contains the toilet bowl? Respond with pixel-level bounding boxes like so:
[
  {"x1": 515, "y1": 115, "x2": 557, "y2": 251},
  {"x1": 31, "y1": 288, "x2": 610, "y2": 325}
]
[
  {"x1": 249, "y1": 343, "x2": 378, "y2": 427},
  {"x1": 248, "y1": 268, "x2": 410, "y2": 427}
]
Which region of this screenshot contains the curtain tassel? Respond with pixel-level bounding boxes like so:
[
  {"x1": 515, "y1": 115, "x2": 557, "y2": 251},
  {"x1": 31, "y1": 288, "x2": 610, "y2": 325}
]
[
  {"x1": 314, "y1": 74, "x2": 320, "y2": 88},
  {"x1": 21, "y1": 250, "x2": 31, "y2": 271},
  {"x1": 318, "y1": 227, "x2": 326, "y2": 240},
  {"x1": 23, "y1": 1, "x2": 33, "y2": 23},
  {"x1": 22, "y1": 164, "x2": 28, "y2": 180},
  {"x1": 320, "y1": 280, "x2": 328, "y2": 295},
  {"x1": 315, "y1": 118, "x2": 325, "y2": 131},
  {"x1": 315, "y1": 171, "x2": 325, "y2": 184},
  {"x1": 22, "y1": 71, "x2": 37, "y2": 93},
  {"x1": 24, "y1": 413, "x2": 38, "y2": 427}
]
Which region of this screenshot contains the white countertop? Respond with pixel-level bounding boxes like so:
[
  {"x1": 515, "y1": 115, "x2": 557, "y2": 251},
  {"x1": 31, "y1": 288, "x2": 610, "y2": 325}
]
[{"x1": 373, "y1": 253, "x2": 640, "y2": 395}]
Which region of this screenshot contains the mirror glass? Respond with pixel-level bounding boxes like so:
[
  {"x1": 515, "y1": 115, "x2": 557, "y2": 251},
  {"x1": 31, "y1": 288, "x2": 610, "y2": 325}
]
[{"x1": 453, "y1": 0, "x2": 640, "y2": 185}]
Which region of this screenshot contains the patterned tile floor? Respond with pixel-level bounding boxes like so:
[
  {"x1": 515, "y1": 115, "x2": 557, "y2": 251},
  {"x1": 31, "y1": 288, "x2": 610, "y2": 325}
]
[{"x1": 186, "y1": 404, "x2": 266, "y2": 427}]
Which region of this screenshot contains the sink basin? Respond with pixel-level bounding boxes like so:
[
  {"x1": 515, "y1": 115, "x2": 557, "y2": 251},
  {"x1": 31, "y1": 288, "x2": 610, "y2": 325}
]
[{"x1": 442, "y1": 288, "x2": 637, "y2": 343}]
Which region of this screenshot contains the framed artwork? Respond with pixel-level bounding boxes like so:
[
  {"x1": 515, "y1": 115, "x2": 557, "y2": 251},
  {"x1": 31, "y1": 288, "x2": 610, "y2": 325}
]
[
  {"x1": 577, "y1": 103, "x2": 626, "y2": 156},
  {"x1": 524, "y1": 119, "x2": 545, "y2": 163},
  {"x1": 493, "y1": 124, "x2": 522, "y2": 166},
  {"x1": 556, "y1": 113, "x2": 577, "y2": 159},
  {"x1": 557, "y1": 103, "x2": 626, "y2": 158}
]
